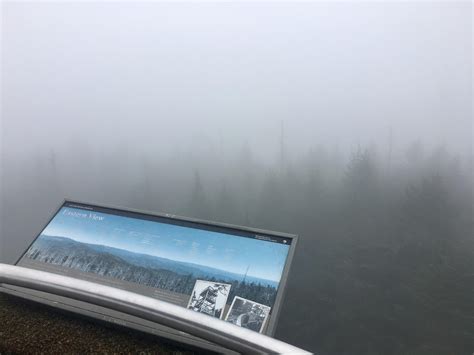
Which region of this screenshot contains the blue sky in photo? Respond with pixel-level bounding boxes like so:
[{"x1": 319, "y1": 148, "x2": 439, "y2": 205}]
[{"x1": 37, "y1": 207, "x2": 290, "y2": 282}]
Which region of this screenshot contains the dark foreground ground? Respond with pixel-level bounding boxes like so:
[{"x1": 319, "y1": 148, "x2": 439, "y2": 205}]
[{"x1": 0, "y1": 293, "x2": 204, "y2": 354}]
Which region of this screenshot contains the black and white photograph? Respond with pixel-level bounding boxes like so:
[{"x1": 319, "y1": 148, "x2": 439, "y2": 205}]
[
  {"x1": 187, "y1": 280, "x2": 231, "y2": 319},
  {"x1": 225, "y1": 296, "x2": 271, "y2": 333}
]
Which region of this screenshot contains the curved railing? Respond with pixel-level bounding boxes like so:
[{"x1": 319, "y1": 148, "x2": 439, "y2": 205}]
[{"x1": 0, "y1": 264, "x2": 310, "y2": 354}]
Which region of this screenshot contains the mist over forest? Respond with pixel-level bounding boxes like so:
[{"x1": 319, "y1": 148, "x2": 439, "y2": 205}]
[
  {"x1": 2, "y1": 137, "x2": 473, "y2": 354},
  {"x1": 1, "y1": 1, "x2": 472, "y2": 354}
]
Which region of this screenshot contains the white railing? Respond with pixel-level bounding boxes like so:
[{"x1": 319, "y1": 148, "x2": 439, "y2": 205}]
[{"x1": 0, "y1": 264, "x2": 311, "y2": 354}]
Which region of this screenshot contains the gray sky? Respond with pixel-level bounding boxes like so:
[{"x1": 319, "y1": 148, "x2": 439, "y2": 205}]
[{"x1": 2, "y1": 1, "x2": 472, "y2": 162}]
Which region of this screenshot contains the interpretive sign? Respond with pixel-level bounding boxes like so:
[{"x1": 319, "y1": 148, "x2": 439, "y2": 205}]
[{"x1": 2, "y1": 200, "x2": 297, "y2": 350}]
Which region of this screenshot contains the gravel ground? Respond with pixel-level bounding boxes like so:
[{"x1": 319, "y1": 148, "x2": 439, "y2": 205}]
[{"x1": 0, "y1": 293, "x2": 208, "y2": 354}]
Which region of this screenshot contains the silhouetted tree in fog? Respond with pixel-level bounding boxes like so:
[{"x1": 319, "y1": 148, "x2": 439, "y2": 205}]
[{"x1": 187, "y1": 170, "x2": 211, "y2": 220}]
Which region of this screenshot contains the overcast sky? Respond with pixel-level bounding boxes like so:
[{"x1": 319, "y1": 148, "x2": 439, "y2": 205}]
[{"x1": 2, "y1": 1, "x2": 472, "y2": 161}]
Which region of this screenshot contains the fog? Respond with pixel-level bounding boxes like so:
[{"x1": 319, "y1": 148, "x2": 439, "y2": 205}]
[{"x1": 1, "y1": 1, "x2": 473, "y2": 354}]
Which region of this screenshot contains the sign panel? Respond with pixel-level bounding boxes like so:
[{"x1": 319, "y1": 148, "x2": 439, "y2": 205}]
[{"x1": 11, "y1": 201, "x2": 296, "y2": 342}]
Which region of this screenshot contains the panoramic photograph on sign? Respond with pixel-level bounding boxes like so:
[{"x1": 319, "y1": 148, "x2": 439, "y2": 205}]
[{"x1": 18, "y1": 203, "x2": 292, "y2": 328}]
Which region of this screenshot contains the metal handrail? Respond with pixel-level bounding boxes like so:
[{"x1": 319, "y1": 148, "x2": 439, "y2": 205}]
[{"x1": 0, "y1": 264, "x2": 310, "y2": 354}]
